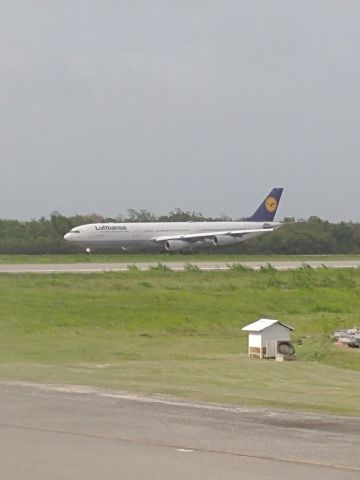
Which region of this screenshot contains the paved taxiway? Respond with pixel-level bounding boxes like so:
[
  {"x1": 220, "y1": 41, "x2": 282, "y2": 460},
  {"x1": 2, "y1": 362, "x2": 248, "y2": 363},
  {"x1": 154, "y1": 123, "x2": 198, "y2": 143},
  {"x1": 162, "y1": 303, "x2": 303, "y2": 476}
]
[
  {"x1": 1, "y1": 259, "x2": 360, "y2": 273},
  {"x1": 1, "y1": 382, "x2": 360, "y2": 480}
]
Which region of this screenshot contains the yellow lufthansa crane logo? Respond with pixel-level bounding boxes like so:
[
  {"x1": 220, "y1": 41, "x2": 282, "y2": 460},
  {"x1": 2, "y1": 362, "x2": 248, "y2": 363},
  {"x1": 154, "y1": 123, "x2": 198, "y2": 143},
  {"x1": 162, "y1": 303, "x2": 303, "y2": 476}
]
[{"x1": 265, "y1": 196, "x2": 278, "y2": 213}]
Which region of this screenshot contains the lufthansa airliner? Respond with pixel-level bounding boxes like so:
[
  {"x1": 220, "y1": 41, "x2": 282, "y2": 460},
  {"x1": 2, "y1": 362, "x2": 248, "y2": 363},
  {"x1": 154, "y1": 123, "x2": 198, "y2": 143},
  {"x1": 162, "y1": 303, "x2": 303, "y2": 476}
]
[{"x1": 64, "y1": 188, "x2": 284, "y2": 253}]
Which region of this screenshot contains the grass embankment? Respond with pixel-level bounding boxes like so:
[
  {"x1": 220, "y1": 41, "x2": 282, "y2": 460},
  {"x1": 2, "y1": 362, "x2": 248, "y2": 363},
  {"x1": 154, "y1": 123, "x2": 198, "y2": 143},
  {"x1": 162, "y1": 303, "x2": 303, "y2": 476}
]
[
  {"x1": 0, "y1": 253, "x2": 359, "y2": 264},
  {"x1": 0, "y1": 266, "x2": 360, "y2": 415}
]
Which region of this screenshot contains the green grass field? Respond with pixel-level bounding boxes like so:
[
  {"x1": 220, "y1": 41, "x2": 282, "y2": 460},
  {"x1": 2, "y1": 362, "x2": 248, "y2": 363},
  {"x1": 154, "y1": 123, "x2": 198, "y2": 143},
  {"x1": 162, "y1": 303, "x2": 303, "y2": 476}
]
[{"x1": 1, "y1": 266, "x2": 360, "y2": 415}]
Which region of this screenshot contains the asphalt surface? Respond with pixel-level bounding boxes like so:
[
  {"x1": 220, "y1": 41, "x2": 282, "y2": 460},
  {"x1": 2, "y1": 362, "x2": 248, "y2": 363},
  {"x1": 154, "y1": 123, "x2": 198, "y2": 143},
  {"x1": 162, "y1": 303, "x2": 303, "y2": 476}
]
[
  {"x1": 1, "y1": 382, "x2": 360, "y2": 479},
  {"x1": 1, "y1": 259, "x2": 360, "y2": 273}
]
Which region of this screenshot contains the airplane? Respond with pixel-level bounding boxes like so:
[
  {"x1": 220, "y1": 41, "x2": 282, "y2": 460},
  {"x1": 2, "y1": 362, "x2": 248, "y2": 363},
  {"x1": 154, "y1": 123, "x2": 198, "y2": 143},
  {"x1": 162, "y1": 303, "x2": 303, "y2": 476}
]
[{"x1": 64, "y1": 187, "x2": 284, "y2": 253}]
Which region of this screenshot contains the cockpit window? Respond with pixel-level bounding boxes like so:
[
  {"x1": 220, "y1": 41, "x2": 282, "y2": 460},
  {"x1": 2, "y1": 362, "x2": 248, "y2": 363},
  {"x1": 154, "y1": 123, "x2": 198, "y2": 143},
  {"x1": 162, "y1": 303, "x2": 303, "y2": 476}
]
[{"x1": 71, "y1": 230, "x2": 80, "y2": 234}]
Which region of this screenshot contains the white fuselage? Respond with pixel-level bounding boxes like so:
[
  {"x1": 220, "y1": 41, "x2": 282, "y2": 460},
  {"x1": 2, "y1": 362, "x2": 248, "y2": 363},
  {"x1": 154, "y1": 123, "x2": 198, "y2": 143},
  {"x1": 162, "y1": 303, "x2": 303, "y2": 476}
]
[{"x1": 64, "y1": 221, "x2": 281, "y2": 252}]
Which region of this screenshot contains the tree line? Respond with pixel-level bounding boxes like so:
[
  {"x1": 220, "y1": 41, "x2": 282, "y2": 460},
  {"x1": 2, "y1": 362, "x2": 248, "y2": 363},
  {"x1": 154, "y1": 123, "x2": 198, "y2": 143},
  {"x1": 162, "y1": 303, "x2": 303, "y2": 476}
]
[{"x1": 0, "y1": 210, "x2": 359, "y2": 255}]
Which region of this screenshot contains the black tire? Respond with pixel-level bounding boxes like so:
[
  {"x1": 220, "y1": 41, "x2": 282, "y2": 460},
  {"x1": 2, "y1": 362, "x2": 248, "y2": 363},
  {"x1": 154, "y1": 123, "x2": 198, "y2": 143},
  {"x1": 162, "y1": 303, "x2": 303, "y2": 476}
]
[{"x1": 277, "y1": 341, "x2": 295, "y2": 355}]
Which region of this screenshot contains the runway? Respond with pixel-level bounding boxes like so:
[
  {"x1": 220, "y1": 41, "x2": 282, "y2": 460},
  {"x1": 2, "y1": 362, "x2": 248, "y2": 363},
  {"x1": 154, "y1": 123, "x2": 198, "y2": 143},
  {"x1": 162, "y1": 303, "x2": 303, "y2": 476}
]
[
  {"x1": 1, "y1": 259, "x2": 360, "y2": 273},
  {"x1": 1, "y1": 382, "x2": 359, "y2": 480}
]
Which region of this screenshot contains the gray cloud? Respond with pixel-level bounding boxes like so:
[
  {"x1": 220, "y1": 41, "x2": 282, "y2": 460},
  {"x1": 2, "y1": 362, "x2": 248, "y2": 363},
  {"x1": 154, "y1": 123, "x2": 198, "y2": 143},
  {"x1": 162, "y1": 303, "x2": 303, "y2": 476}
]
[{"x1": 1, "y1": 0, "x2": 360, "y2": 221}]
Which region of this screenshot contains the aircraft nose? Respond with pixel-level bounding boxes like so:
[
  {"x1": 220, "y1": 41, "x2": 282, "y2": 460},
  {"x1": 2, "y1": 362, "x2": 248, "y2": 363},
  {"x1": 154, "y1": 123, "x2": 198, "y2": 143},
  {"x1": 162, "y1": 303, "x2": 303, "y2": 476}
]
[{"x1": 64, "y1": 233, "x2": 71, "y2": 241}]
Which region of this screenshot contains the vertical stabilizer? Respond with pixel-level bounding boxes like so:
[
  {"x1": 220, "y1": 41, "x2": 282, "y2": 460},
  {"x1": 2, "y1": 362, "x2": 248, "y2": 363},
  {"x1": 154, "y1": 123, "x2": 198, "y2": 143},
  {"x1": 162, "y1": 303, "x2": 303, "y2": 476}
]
[{"x1": 247, "y1": 188, "x2": 283, "y2": 222}]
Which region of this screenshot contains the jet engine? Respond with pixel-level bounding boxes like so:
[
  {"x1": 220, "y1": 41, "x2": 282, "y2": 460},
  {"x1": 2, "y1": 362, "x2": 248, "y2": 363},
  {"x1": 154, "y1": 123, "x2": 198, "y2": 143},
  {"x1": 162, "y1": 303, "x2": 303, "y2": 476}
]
[
  {"x1": 164, "y1": 240, "x2": 191, "y2": 252},
  {"x1": 212, "y1": 235, "x2": 241, "y2": 247}
]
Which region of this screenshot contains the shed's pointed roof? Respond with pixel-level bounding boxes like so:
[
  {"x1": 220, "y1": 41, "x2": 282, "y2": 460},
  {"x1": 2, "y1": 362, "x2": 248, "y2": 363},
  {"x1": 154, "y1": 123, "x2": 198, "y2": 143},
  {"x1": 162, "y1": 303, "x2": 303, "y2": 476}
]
[{"x1": 242, "y1": 319, "x2": 294, "y2": 332}]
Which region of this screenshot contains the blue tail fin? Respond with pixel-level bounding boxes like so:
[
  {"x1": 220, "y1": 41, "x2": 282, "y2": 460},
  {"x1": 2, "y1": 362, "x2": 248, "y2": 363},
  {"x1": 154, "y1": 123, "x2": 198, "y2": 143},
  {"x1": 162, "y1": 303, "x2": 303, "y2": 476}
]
[{"x1": 247, "y1": 188, "x2": 283, "y2": 222}]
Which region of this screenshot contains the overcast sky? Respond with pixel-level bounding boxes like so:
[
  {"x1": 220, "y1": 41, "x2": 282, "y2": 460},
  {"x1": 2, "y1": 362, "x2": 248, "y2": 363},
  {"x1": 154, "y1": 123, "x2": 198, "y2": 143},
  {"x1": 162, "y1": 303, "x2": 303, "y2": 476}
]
[{"x1": 1, "y1": 1, "x2": 359, "y2": 222}]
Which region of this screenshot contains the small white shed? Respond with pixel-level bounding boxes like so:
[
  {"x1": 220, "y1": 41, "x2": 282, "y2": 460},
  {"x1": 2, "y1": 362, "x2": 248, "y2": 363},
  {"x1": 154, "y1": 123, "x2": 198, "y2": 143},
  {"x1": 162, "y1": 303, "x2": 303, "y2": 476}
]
[{"x1": 242, "y1": 319, "x2": 294, "y2": 358}]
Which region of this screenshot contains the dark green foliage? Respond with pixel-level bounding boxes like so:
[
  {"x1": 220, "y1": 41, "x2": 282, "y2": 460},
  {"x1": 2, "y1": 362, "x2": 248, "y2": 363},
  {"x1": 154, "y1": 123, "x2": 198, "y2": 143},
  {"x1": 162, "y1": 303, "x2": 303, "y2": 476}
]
[
  {"x1": 0, "y1": 213, "x2": 103, "y2": 254},
  {"x1": 240, "y1": 217, "x2": 360, "y2": 255}
]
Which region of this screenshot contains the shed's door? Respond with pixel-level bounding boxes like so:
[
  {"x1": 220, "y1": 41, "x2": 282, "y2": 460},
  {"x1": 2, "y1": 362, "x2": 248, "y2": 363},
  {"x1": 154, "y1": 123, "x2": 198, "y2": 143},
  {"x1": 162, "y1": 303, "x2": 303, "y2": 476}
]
[{"x1": 266, "y1": 340, "x2": 276, "y2": 358}]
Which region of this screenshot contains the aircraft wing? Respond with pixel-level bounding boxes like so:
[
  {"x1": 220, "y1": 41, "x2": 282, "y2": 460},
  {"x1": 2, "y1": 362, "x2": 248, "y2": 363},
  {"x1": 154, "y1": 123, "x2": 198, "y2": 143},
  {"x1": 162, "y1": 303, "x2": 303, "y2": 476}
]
[{"x1": 154, "y1": 228, "x2": 274, "y2": 243}]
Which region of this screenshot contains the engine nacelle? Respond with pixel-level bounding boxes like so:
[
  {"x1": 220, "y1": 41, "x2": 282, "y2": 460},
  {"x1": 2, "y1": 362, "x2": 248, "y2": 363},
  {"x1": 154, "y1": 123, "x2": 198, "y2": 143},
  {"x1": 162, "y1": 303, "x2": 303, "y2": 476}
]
[
  {"x1": 164, "y1": 240, "x2": 191, "y2": 252},
  {"x1": 212, "y1": 235, "x2": 241, "y2": 247}
]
